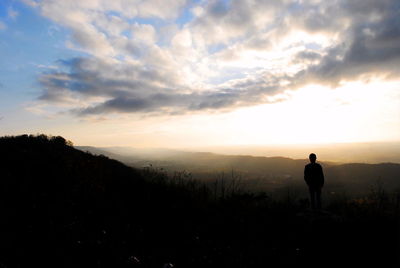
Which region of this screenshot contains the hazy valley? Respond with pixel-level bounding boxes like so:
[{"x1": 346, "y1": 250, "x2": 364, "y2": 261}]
[{"x1": 78, "y1": 144, "x2": 400, "y2": 199}]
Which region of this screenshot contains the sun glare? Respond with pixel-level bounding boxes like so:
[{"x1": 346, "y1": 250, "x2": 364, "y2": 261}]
[{"x1": 221, "y1": 80, "x2": 400, "y2": 145}]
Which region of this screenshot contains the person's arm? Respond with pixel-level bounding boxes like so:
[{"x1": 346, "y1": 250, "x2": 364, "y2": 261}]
[
  {"x1": 304, "y1": 165, "x2": 310, "y2": 185},
  {"x1": 320, "y1": 165, "x2": 324, "y2": 187}
]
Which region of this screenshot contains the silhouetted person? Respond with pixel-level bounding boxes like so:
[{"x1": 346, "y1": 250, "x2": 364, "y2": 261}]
[{"x1": 304, "y1": 153, "x2": 324, "y2": 210}]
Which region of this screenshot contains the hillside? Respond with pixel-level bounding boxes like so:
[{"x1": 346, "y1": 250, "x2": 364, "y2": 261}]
[{"x1": 1, "y1": 135, "x2": 398, "y2": 267}]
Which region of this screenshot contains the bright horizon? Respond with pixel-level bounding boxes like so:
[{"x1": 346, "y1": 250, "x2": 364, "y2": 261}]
[{"x1": 1, "y1": 0, "x2": 399, "y2": 148}]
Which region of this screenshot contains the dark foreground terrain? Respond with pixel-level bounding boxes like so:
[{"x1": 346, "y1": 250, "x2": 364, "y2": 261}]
[{"x1": 0, "y1": 135, "x2": 399, "y2": 267}]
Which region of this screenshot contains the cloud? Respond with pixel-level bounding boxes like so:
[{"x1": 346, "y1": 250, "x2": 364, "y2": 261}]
[
  {"x1": 21, "y1": 0, "x2": 39, "y2": 7},
  {"x1": 295, "y1": 0, "x2": 400, "y2": 85},
  {"x1": 0, "y1": 21, "x2": 6, "y2": 30},
  {"x1": 33, "y1": 0, "x2": 187, "y2": 57},
  {"x1": 29, "y1": 0, "x2": 400, "y2": 116},
  {"x1": 293, "y1": 50, "x2": 322, "y2": 64},
  {"x1": 36, "y1": 64, "x2": 58, "y2": 70},
  {"x1": 131, "y1": 23, "x2": 157, "y2": 44},
  {"x1": 38, "y1": 57, "x2": 282, "y2": 115},
  {"x1": 8, "y1": 8, "x2": 19, "y2": 19},
  {"x1": 189, "y1": 0, "x2": 287, "y2": 46}
]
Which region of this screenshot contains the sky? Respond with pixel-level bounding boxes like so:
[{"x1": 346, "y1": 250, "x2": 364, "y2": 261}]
[{"x1": 0, "y1": 0, "x2": 399, "y2": 148}]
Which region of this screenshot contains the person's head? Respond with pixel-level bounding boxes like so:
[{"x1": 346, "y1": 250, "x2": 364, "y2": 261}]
[{"x1": 309, "y1": 153, "x2": 317, "y2": 163}]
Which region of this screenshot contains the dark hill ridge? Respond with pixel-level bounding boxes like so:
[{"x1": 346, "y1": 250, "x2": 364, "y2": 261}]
[
  {"x1": 0, "y1": 135, "x2": 398, "y2": 267},
  {"x1": 0, "y1": 135, "x2": 198, "y2": 267}
]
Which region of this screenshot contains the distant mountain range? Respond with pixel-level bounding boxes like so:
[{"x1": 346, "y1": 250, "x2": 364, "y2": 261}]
[
  {"x1": 78, "y1": 141, "x2": 400, "y2": 164},
  {"x1": 78, "y1": 146, "x2": 400, "y2": 196},
  {"x1": 187, "y1": 142, "x2": 400, "y2": 163}
]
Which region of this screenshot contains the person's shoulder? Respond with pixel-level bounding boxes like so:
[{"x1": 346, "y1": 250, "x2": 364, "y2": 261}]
[{"x1": 305, "y1": 163, "x2": 312, "y2": 168}]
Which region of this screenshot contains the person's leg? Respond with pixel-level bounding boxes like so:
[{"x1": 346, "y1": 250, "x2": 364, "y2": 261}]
[
  {"x1": 309, "y1": 188, "x2": 316, "y2": 209},
  {"x1": 316, "y1": 188, "x2": 322, "y2": 209}
]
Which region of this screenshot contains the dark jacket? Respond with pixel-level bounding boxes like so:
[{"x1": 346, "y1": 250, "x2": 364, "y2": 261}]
[{"x1": 304, "y1": 163, "x2": 324, "y2": 188}]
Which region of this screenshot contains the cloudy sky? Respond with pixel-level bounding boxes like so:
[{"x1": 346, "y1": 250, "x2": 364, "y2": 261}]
[{"x1": 0, "y1": 0, "x2": 399, "y2": 147}]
